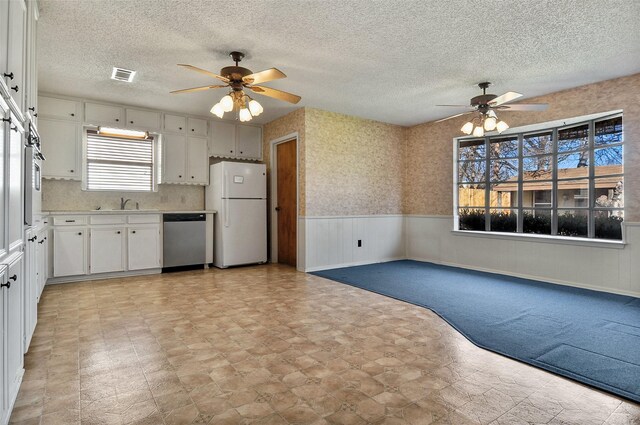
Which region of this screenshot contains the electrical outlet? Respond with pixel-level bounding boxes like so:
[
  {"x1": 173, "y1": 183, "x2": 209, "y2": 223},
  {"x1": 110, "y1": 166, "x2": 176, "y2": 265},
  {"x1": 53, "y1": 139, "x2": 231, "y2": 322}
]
[{"x1": 357, "y1": 240, "x2": 362, "y2": 247}]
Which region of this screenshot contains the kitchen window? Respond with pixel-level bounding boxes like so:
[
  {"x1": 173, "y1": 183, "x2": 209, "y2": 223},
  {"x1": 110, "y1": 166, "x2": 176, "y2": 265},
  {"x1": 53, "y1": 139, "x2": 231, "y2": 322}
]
[
  {"x1": 84, "y1": 130, "x2": 156, "y2": 191},
  {"x1": 455, "y1": 113, "x2": 623, "y2": 240}
]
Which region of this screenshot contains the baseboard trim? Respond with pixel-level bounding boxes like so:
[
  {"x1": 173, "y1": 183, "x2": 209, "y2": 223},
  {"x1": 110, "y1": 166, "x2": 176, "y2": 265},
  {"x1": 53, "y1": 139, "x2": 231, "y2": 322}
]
[
  {"x1": 408, "y1": 256, "x2": 640, "y2": 298},
  {"x1": 305, "y1": 257, "x2": 405, "y2": 273},
  {"x1": 46, "y1": 268, "x2": 161, "y2": 285}
]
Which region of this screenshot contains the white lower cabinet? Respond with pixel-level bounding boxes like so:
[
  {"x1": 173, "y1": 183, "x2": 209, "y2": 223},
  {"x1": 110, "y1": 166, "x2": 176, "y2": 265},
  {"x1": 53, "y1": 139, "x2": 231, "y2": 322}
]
[
  {"x1": 0, "y1": 266, "x2": 5, "y2": 424},
  {"x1": 36, "y1": 227, "x2": 48, "y2": 298},
  {"x1": 53, "y1": 226, "x2": 87, "y2": 277},
  {"x1": 128, "y1": 226, "x2": 161, "y2": 270},
  {"x1": 2, "y1": 254, "x2": 24, "y2": 425},
  {"x1": 51, "y1": 214, "x2": 161, "y2": 279},
  {"x1": 24, "y1": 229, "x2": 37, "y2": 352},
  {"x1": 90, "y1": 227, "x2": 125, "y2": 274}
]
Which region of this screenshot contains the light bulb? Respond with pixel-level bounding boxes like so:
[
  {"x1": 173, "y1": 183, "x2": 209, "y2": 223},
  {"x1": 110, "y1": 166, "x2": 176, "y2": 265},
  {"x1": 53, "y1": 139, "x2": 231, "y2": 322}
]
[
  {"x1": 496, "y1": 121, "x2": 509, "y2": 133},
  {"x1": 461, "y1": 122, "x2": 474, "y2": 135},
  {"x1": 484, "y1": 116, "x2": 497, "y2": 131},
  {"x1": 210, "y1": 103, "x2": 224, "y2": 118},
  {"x1": 472, "y1": 126, "x2": 484, "y2": 137},
  {"x1": 248, "y1": 99, "x2": 263, "y2": 116},
  {"x1": 220, "y1": 95, "x2": 234, "y2": 112},
  {"x1": 239, "y1": 108, "x2": 252, "y2": 122}
]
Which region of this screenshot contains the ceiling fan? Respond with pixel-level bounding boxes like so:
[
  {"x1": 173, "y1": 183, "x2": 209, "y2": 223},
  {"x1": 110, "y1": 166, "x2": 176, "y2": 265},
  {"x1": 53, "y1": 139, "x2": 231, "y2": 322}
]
[
  {"x1": 436, "y1": 82, "x2": 548, "y2": 136},
  {"x1": 171, "y1": 51, "x2": 301, "y2": 121}
]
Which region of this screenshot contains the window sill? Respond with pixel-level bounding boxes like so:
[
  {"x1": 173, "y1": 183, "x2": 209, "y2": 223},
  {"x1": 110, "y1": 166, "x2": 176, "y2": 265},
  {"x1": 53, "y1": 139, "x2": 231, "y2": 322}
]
[{"x1": 450, "y1": 229, "x2": 626, "y2": 249}]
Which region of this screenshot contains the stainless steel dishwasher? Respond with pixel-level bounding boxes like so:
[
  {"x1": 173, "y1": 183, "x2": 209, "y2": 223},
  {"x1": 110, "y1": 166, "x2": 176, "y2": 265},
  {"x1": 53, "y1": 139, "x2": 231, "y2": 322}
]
[{"x1": 163, "y1": 213, "x2": 206, "y2": 269}]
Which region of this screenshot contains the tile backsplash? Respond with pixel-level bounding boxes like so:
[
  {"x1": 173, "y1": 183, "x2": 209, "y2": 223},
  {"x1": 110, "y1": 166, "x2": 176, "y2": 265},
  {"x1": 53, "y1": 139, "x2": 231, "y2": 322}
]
[{"x1": 42, "y1": 180, "x2": 204, "y2": 211}]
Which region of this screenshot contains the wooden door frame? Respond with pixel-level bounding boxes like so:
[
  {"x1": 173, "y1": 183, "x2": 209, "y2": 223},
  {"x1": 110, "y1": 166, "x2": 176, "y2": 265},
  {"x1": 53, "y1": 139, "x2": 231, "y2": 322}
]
[{"x1": 269, "y1": 133, "x2": 299, "y2": 268}]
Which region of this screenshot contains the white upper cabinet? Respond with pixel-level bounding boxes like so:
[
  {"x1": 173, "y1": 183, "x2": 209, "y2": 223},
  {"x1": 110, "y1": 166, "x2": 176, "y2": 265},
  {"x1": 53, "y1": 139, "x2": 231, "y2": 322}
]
[
  {"x1": 236, "y1": 125, "x2": 262, "y2": 160},
  {"x1": 161, "y1": 134, "x2": 186, "y2": 183},
  {"x1": 164, "y1": 114, "x2": 186, "y2": 133},
  {"x1": 5, "y1": 0, "x2": 26, "y2": 112},
  {"x1": 125, "y1": 108, "x2": 160, "y2": 131},
  {"x1": 39, "y1": 118, "x2": 81, "y2": 180},
  {"x1": 38, "y1": 96, "x2": 81, "y2": 121},
  {"x1": 209, "y1": 121, "x2": 236, "y2": 157},
  {"x1": 187, "y1": 117, "x2": 207, "y2": 137},
  {"x1": 209, "y1": 122, "x2": 262, "y2": 161},
  {"x1": 7, "y1": 114, "x2": 23, "y2": 251},
  {"x1": 0, "y1": 2, "x2": 9, "y2": 78},
  {"x1": 84, "y1": 102, "x2": 124, "y2": 127},
  {"x1": 187, "y1": 137, "x2": 208, "y2": 184},
  {"x1": 25, "y1": 0, "x2": 38, "y2": 122}
]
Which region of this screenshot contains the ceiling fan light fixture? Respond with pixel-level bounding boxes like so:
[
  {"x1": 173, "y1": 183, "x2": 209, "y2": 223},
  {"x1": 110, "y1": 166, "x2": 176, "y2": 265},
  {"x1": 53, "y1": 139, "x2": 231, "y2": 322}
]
[
  {"x1": 248, "y1": 99, "x2": 263, "y2": 116},
  {"x1": 496, "y1": 120, "x2": 509, "y2": 133},
  {"x1": 484, "y1": 116, "x2": 497, "y2": 131},
  {"x1": 472, "y1": 126, "x2": 485, "y2": 137},
  {"x1": 239, "y1": 108, "x2": 252, "y2": 122},
  {"x1": 220, "y1": 95, "x2": 234, "y2": 112},
  {"x1": 210, "y1": 103, "x2": 224, "y2": 118},
  {"x1": 461, "y1": 121, "x2": 474, "y2": 135}
]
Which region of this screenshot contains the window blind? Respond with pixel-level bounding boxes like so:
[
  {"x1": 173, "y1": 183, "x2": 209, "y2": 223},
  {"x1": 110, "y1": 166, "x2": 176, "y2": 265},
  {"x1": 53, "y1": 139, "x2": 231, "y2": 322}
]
[{"x1": 86, "y1": 132, "x2": 154, "y2": 191}]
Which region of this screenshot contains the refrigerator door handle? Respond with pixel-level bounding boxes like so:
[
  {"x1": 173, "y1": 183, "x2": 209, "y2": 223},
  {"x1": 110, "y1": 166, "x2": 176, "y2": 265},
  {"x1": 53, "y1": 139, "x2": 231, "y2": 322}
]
[
  {"x1": 224, "y1": 198, "x2": 230, "y2": 227},
  {"x1": 224, "y1": 169, "x2": 229, "y2": 199}
]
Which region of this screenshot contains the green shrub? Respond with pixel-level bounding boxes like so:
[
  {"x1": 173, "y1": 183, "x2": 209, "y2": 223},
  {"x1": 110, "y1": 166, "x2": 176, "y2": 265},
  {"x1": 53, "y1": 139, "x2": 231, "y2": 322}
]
[
  {"x1": 595, "y1": 215, "x2": 623, "y2": 240},
  {"x1": 558, "y1": 212, "x2": 588, "y2": 237}
]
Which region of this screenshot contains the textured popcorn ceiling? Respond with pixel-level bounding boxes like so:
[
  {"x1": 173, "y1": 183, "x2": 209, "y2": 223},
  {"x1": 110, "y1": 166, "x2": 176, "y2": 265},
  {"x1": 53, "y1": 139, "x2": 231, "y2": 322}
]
[{"x1": 38, "y1": 0, "x2": 640, "y2": 126}]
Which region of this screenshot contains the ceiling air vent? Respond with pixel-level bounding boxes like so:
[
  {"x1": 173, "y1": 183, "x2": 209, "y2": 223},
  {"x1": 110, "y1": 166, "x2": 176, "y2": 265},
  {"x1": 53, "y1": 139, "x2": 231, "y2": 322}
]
[{"x1": 111, "y1": 67, "x2": 136, "y2": 82}]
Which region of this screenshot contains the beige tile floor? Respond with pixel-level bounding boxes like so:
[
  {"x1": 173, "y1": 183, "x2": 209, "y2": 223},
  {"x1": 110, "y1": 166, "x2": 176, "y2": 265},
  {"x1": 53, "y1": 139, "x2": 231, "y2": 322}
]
[{"x1": 9, "y1": 264, "x2": 640, "y2": 425}]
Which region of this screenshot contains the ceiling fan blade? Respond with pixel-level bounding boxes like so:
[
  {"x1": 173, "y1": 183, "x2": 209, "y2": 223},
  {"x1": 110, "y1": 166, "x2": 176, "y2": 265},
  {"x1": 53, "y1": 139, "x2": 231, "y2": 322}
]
[
  {"x1": 435, "y1": 111, "x2": 474, "y2": 123},
  {"x1": 250, "y1": 85, "x2": 301, "y2": 104},
  {"x1": 243, "y1": 68, "x2": 286, "y2": 85},
  {"x1": 177, "y1": 64, "x2": 229, "y2": 83},
  {"x1": 499, "y1": 103, "x2": 548, "y2": 111},
  {"x1": 436, "y1": 104, "x2": 476, "y2": 109},
  {"x1": 489, "y1": 91, "x2": 523, "y2": 106},
  {"x1": 170, "y1": 84, "x2": 227, "y2": 94}
]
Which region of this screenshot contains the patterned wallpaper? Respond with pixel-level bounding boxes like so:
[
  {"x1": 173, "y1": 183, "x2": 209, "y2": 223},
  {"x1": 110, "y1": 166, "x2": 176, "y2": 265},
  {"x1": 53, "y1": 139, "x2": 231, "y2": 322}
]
[
  {"x1": 42, "y1": 180, "x2": 204, "y2": 211},
  {"x1": 405, "y1": 73, "x2": 640, "y2": 220},
  {"x1": 262, "y1": 107, "x2": 306, "y2": 215},
  {"x1": 304, "y1": 108, "x2": 405, "y2": 216}
]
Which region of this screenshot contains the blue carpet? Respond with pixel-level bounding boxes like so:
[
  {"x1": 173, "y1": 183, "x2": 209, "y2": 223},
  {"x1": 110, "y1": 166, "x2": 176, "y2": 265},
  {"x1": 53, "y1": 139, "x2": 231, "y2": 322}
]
[{"x1": 312, "y1": 260, "x2": 640, "y2": 402}]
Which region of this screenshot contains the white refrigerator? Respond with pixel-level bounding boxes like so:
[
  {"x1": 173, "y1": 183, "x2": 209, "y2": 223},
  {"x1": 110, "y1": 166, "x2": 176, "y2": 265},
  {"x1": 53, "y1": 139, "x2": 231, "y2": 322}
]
[{"x1": 205, "y1": 162, "x2": 267, "y2": 268}]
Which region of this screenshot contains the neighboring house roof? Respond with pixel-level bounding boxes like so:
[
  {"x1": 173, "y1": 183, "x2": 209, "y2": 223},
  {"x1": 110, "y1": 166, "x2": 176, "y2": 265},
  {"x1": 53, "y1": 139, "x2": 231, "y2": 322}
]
[{"x1": 493, "y1": 165, "x2": 622, "y2": 191}]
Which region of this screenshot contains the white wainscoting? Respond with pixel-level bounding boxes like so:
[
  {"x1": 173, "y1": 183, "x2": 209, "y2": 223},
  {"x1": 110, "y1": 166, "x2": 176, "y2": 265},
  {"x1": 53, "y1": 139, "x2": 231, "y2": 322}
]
[
  {"x1": 302, "y1": 215, "x2": 405, "y2": 272},
  {"x1": 405, "y1": 215, "x2": 640, "y2": 298}
]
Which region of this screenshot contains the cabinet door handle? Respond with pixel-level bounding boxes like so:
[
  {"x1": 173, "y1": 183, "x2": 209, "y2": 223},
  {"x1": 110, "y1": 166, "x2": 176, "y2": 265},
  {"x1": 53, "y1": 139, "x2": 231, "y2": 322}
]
[
  {"x1": 70, "y1": 169, "x2": 74, "y2": 173},
  {"x1": 132, "y1": 230, "x2": 136, "y2": 234},
  {"x1": 70, "y1": 113, "x2": 75, "y2": 117},
  {"x1": 178, "y1": 127, "x2": 182, "y2": 130},
  {"x1": 77, "y1": 232, "x2": 82, "y2": 236},
  {"x1": 11, "y1": 85, "x2": 18, "y2": 92},
  {"x1": 130, "y1": 121, "x2": 134, "y2": 124},
  {"x1": 240, "y1": 151, "x2": 243, "y2": 154},
  {"x1": 9, "y1": 275, "x2": 17, "y2": 281},
  {"x1": 2, "y1": 117, "x2": 11, "y2": 124},
  {"x1": 0, "y1": 282, "x2": 9, "y2": 289},
  {"x1": 191, "y1": 128, "x2": 194, "y2": 131},
  {"x1": 65, "y1": 220, "x2": 75, "y2": 222},
  {"x1": 3, "y1": 72, "x2": 14, "y2": 80},
  {"x1": 178, "y1": 175, "x2": 182, "y2": 178},
  {"x1": 116, "y1": 231, "x2": 121, "y2": 234},
  {"x1": 115, "y1": 118, "x2": 119, "y2": 122},
  {"x1": 38, "y1": 239, "x2": 45, "y2": 244},
  {"x1": 10, "y1": 125, "x2": 17, "y2": 132},
  {"x1": 191, "y1": 176, "x2": 194, "y2": 179}
]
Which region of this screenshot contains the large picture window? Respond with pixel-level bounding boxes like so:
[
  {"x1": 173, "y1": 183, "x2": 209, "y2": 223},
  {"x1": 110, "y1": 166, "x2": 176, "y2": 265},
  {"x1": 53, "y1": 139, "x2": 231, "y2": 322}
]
[{"x1": 455, "y1": 114, "x2": 623, "y2": 240}]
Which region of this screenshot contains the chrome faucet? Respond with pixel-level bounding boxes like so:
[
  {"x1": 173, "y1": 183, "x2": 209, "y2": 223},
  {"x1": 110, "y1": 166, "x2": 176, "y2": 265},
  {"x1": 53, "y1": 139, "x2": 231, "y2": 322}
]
[{"x1": 120, "y1": 198, "x2": 131, "y2": 210}]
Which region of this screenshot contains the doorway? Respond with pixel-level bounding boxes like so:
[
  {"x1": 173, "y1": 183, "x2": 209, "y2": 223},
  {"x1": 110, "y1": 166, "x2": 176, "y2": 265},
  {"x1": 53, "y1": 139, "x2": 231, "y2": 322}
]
[{"x1": 275, "y1": 139, "x2": 297, "y2": 267}]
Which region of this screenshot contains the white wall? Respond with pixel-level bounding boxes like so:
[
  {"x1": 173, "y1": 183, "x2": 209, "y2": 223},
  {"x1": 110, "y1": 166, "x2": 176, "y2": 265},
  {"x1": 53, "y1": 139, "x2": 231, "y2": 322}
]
[
  {"x1": 406, "y1": 215, "x2": 640, "y2": 298},
  {"x1": 302, "y1": 215, "x2": 405, "y2": 271},
  {"x1": 301, "y1": 214, "x2": 639, "y2": 298}
]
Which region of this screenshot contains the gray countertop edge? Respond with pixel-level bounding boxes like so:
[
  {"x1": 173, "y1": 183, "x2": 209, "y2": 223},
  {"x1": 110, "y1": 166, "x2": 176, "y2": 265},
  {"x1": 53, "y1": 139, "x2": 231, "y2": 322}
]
[{"x1": 44, "y1": 210, "x2": 217, "y2": 215}]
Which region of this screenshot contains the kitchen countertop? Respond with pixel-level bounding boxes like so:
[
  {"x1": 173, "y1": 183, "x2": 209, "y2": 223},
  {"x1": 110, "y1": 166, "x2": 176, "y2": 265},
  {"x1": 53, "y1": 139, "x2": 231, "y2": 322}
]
[{"x1": 45, "y1": 210, "x2": 217, "y2": 215}]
